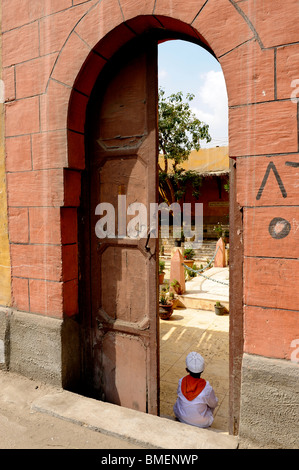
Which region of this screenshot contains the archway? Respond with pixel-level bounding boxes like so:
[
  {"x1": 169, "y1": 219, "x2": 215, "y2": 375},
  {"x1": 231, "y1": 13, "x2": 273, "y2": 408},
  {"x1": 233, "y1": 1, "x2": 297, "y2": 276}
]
[
  {"x1": 42, "y1": 2, "x2": 260, "y2": 433},
  {"x1": 62, "y1": 14, "x2": 243, "y2": 433},
  {"x1": 4, "y1": 0, "x2": 299, "y2": 448}
]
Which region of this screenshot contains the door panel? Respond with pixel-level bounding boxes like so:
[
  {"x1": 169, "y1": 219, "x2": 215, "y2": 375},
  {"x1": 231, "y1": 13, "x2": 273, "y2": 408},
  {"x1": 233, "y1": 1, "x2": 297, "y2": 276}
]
[
  {"x1": 99, "y1": 332, "x2": 147, "y2": 411},
  {"x1": 85, "y1": 38, "x2": 159, "y2": 414}
]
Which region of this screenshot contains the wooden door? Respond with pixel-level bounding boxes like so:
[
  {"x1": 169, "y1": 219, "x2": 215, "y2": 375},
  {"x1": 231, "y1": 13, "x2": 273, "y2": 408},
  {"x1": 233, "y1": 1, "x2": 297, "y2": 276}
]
[{"x1": 84, "y1": 37, "x2": 159, "y2": 414}]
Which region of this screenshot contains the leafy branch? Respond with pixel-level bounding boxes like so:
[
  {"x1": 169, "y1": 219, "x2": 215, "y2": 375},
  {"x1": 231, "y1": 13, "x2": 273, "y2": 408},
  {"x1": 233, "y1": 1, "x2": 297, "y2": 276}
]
[{"x1": 158, "y1": 88, "x2": 211, "y2": 205}]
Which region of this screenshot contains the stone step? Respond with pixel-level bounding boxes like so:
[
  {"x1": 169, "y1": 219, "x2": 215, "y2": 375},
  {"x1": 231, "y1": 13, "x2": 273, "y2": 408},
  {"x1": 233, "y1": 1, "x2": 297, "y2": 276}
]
[
  {"x1": 178, "y1": 296, "x2": 229, "y2": 312},
  {"x1": 32, "y1": 389, "x2": 238, "y2": 449},
  {"x1": 161, "y1": 241, "x2": 217, "y2": 259},
  {"x1": 178, "y1": 267, "x2": 229, "y2": 312}
]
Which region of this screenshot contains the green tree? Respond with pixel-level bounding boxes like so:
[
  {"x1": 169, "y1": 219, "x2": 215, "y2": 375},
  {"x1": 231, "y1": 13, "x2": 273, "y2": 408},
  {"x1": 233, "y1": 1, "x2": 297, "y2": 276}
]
[{"x1": 158, "y1": 88, "x2": 211, "y2": 205}]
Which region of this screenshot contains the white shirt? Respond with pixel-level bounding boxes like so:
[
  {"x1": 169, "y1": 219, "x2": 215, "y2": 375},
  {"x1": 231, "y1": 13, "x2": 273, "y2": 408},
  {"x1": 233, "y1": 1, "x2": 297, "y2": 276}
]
[{"x1": 173, "y1": 377, "x2": 218, "y2": 428}]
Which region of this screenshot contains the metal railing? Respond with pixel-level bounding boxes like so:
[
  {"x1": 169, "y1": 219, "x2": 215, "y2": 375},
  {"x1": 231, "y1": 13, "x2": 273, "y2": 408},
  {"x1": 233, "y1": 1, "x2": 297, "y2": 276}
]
[{"x1": 182, "y1": 246, "x2": 229, "y2": 286}]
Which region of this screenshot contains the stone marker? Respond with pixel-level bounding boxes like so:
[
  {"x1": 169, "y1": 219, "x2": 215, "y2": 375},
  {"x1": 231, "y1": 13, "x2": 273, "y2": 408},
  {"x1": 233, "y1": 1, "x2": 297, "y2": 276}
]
[
  {"x1": 214, "y1": 238, "x2": 226, "y2": 267},
  {"x1": 170, "y1": 249, "x2": 185, "y2": 294}
]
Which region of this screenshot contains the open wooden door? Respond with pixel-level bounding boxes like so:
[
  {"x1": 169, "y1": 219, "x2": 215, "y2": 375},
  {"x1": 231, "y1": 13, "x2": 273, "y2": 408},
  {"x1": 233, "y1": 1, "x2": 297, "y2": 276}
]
[{"x1": 83, "y1": 37, "x2": 159, "y2": 415}]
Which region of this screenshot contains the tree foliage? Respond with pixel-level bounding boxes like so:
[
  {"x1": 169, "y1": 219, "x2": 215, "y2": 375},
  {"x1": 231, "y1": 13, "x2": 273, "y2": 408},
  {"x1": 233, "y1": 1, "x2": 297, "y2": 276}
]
[{"x1": 158, "y1": 88, "x2": 211, "y2": 205}]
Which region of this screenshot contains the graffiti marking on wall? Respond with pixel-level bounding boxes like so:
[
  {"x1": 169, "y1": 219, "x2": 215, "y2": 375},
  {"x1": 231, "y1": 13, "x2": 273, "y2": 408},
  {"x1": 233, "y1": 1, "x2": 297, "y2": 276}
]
[
  {"x1": 268, "y1": 217, "x2": 291, "y2": 239},
  {"x1": 256, "y1": 162, "x2": 287, "y2": 200},
  {"x1": 285, "y1": 161, "x2": 299, "y2": 168},
  {"x1": 257, "y1": 160, "x2": 299, "y2": 239}
]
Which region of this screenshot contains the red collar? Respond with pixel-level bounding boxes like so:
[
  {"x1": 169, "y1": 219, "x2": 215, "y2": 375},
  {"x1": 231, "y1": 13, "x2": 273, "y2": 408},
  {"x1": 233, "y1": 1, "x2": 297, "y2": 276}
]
[{"x1": 181, "y1": 376, "x2": 206, "y2": 400}]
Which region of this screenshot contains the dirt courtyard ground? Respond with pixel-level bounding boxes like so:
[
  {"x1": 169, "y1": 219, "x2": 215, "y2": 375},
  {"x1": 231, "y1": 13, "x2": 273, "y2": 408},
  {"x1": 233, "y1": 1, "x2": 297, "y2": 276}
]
[{"x1": 160, "y1": 307, "x2": 229, "y2": 431}]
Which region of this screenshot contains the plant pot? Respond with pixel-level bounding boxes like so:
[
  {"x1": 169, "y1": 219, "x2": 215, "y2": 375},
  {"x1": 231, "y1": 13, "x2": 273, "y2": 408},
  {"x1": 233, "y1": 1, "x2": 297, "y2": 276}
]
[
  {"x1": 159, "y1": 272, "x2": 165, "y2": 285},
  {"x1": 214, "y1": 304, "x2": 225, "y2": 315},
  {"x1": 184, "y1": 259, "x2": 194, "y2": 268},
  {"x1": 159, "y1": 303, "x2": 173, "y2": 320}
]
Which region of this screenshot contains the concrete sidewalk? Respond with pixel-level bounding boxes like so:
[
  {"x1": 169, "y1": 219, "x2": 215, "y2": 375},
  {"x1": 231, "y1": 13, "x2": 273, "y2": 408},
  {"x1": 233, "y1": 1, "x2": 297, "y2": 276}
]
[
  {"x1": 0, "y1": 366, "x2": 237, "y2": 450},
  {"x1": 32, "y1": 388, "x2": 237, "y2": 449},
  {"x1": 0, "y1": 370, "x2": 144, "y2": 449}
]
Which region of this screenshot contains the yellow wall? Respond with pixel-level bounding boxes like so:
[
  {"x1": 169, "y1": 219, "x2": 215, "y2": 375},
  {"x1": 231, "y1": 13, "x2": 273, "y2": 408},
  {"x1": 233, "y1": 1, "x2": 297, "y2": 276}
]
[
  {"x1": 159, "y1": 146, "x2": 229, "y2": 174},
  {"x1": 0, "y1": 4, "x2": 11, "y2": 307}
]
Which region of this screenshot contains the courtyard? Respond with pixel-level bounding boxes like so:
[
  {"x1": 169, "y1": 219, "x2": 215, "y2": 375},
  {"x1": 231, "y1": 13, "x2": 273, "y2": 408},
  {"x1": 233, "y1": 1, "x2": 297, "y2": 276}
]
[{"x1": 159, "y1": 306, "x2": 229, "y2": 432}]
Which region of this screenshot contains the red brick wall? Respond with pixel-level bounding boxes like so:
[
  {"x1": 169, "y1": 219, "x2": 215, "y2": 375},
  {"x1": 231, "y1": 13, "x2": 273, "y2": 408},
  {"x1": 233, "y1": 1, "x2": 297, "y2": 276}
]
[
  {"x1": 2, "y1": 0, "x2": 94, "y2": 318},
  {"x1": 183, "y1": 175, "x2": 229, "y2": 223},
  {"x1": 2, "y1": 1, "x2": 299, "y2": 362}
]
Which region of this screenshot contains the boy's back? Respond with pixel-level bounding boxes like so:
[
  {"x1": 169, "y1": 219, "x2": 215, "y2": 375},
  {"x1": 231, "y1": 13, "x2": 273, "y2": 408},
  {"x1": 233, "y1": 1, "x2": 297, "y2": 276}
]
[
  {"x1": 173, "y1": 352, "x2": 218, "y2": 428},
  {"x1": 173, "y1": 374, "x2": 218, "y2": 428}
]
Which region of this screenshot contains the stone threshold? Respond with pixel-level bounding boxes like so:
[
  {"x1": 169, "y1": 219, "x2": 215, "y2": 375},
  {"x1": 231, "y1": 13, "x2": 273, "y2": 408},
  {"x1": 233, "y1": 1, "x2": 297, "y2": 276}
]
[{"x1": 32, "y1": 389, "x2": 238, "y2": 450}]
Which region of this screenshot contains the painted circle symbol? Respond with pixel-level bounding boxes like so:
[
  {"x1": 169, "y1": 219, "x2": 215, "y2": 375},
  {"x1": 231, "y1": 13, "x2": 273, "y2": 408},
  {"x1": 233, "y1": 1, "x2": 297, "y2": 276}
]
[{"x1": 268, "y1": 217, "x2": 291, "y2": 239}]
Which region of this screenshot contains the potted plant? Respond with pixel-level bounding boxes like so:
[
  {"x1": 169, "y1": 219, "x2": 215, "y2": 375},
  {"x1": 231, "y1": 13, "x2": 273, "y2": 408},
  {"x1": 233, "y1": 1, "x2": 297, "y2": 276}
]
[
  {"x1": 159, "y1": 259, "x2": 165, "y2": 285},
  {"x1": 159, "y1": 291, "x2": 173, "y2": 320},
  {"x1": 213, "y1": 222, "x2": 223, "y2": 239},
  {"x1": 170, "y1": 279, "x2": 182, "y2": 295},
  {"x1": 214, "y1": 301, "x2": 225, "y2": 315},
  {"x1": 184, "y1": 262, "x2": 198, "y2": 281},
  {"x1": 168, "y1": 291, "x2": 179, "y2": 309},
  {"x1": 183, "y1": 248, "x2": 195, "y2": 267},
  {"x1": 174, "y1": 229, "x2": 185, "y2": 247}
]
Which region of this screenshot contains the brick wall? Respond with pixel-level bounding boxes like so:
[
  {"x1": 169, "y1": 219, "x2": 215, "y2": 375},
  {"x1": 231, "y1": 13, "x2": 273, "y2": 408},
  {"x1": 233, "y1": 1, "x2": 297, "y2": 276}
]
[{"x1": 0, "y1": 6, "x2": 11, "y2": 307}]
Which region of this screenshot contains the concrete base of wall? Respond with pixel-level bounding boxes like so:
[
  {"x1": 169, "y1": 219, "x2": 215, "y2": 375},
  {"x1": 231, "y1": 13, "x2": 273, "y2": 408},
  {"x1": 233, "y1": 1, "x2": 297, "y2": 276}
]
[
  {"x1": 0, "y1": 308, "x2": 10, "y2": 370},
  {"x1": 2, "y1": 309, "x2": 299, "y2": 448},
  {"x1": 0, "y1": 308, "x2": 81, "y2": 389},
  {"x1": 239, "y1": 353, "x2": 299, "y2": 449}
]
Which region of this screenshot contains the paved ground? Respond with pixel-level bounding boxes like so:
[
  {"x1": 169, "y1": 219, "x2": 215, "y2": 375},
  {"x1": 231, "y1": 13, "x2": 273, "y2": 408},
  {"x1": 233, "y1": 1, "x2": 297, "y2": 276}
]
[
  {"x1": 179, "y1": 267, "x2": 229, "y2": 310},
  {"x1": 0, "y1": 369, "x2": 146, "y2": 449},
  {"x1": 0, "y1": 365, "x2": 237, "y2": 450},
  {"x1": 160, "y1": 261, "x2": 230, "y2": 430}
]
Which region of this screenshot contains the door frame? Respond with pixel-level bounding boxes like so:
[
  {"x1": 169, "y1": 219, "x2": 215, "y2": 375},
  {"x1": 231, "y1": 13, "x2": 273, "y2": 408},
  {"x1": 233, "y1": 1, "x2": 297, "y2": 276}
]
[{"x1": 64, "y1": 18, "x2": 244, "y2": 435}]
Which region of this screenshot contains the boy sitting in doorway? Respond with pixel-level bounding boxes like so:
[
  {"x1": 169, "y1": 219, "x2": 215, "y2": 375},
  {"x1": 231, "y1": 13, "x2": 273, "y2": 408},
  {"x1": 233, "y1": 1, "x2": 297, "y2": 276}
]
[{"x1": 173, "y1": 351, "x2": 218, "y2": 428}]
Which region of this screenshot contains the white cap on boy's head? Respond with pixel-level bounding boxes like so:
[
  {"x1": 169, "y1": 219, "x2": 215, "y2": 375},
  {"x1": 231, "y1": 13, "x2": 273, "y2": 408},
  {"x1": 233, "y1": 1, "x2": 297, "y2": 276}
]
[{"x1": 186, "y1": 351, "x2": 205, "y2": 373}]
